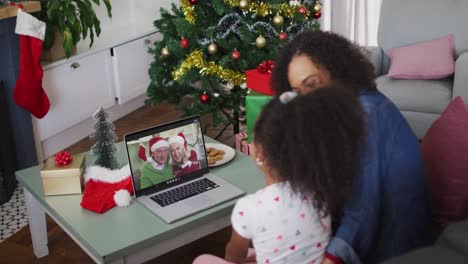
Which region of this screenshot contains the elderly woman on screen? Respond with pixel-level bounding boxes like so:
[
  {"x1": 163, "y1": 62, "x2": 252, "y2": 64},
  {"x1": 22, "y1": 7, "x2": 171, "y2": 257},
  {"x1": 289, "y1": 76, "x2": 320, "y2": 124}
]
[{"x1": 169, "y1": 132, "x2": 200, "y2": 177}]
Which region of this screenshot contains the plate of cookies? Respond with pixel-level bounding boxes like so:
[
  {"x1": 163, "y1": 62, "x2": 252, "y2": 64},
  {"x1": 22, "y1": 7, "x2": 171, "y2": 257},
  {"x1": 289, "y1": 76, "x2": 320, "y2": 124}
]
[{"x1": 205, "y1": 143, "x2": 236, "y2": 167}]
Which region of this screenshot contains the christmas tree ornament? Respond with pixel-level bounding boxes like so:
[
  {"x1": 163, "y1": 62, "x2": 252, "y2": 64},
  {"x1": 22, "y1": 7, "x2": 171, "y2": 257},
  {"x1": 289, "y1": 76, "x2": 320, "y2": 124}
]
[
  {"x1": 239, "y1": 0, "x2": 249, "y2": 10},
  {"x1": 200, "y1": 92, "x2": 210, "y2": 103},
  {"x1": 161, "y1": 47, "x2": 171, "y2": 57},
  {"x1": 279, "y1": 31, "x2": 288, "y2": 41},
  {"x1": 298, "y1": 5, "x2": 307, "y2": 15},
  {"x1": 188, "y1": 0, "x2": 198, "y2": 5},
  {"x1": 213, "y1": 93, "x2": 220, "y2": 98},
  {"x1": 313, "y1": 1, "x2": 322, "y2": 13},
  {"x1": 208, "y1": 42, "x2": 218, "y2": 54},
  {"x1": 273, "y1": 14, "x2": 284, "y2": 27},
  {"x1": 180, "y1": 37, "x2": 190, "y2": 49},
  {"x1": 231, "y1": 49, "x2": 241, "y2": 60},
  {"x1": 13, "y1": 9, "x2": 50, "y2": 119},
  {"x1": 314, "y1": 11, "x2": 322, "y2": 19},
  {"x1": 256, "y1": 35, "x2": 266, "y2": 48}
]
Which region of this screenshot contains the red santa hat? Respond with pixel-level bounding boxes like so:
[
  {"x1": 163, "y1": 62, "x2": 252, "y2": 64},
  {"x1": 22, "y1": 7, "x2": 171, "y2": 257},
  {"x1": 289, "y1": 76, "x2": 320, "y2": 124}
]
[
  {"x1": 80, "y1": 165, "x2": 134, "y2": 214},
  {"x1": 137, "y1": 137, "x2": 169, "y2": 162},
  {"x1": 149, "y1": 136, "x2": 169, "y2": 152},
  {"x1": 168, "y1": 132, "x2": 188, "y2": 149}
]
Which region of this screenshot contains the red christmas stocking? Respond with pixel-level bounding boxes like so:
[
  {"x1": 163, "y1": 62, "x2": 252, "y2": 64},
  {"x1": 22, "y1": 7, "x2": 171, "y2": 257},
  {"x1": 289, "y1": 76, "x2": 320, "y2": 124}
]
[{"x1": 13, "y1": 9, "x2": 50, "y2": 119}]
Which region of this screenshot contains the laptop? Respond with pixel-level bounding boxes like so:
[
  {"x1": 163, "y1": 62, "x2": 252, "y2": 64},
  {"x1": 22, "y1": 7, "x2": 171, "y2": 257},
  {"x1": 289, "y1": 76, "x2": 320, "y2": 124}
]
[{"x1": 124, "y1": 116, "x2": 245, "y2": 223}]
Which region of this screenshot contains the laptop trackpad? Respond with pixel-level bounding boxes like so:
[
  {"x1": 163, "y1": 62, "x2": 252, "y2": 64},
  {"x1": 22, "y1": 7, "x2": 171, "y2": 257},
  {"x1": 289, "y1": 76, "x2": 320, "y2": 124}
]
[{"x1": 186, "y1": 195, "x2": 214, "y2": 209}]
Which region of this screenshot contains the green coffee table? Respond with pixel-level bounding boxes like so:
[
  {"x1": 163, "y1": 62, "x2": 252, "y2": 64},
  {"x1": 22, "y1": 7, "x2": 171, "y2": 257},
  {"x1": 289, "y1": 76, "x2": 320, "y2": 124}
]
[{"x1": 16, "y1": 137, "x2": 264, "y2": 263}]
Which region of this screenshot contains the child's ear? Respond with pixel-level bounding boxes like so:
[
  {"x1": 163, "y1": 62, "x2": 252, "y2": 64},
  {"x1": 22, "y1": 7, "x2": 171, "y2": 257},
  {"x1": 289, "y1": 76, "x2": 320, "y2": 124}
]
[{"x1": 252, "y1": 141, "x2": 265, "y2": 162}]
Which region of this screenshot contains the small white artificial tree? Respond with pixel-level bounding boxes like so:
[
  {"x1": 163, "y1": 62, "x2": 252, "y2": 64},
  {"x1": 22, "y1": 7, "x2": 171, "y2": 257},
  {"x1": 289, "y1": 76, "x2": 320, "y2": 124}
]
[{"x1": 90, "y1": 107, "x2": 119, "y2": 170}]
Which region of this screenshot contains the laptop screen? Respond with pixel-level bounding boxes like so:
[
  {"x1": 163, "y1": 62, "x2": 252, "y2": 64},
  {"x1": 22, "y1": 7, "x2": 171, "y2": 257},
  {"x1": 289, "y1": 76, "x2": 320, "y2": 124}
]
[{"x1": 124, "y1": 116, "x2": 208, "y2": 196}]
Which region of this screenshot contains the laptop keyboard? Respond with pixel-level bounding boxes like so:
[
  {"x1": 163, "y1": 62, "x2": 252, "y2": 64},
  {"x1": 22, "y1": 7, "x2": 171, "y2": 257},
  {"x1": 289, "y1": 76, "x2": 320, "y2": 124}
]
[{"x1": 150, "y1": 178, "x2": 220, "y2": 207}]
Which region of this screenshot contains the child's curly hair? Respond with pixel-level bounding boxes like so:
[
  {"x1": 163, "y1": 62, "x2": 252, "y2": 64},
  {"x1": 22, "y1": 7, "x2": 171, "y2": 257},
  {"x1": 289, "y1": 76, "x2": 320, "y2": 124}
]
[
  {"x1": 254, "y1": 84, "x2": 366, "y2": 218},
  {"x1": 271, "y1": 30, "x2": 376, "y2": 94}
]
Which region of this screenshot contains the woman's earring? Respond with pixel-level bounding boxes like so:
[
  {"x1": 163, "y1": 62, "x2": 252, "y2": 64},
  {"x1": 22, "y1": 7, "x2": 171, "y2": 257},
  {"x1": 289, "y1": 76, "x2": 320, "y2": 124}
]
[{"x1": 256, "y1": 158, "x2": 264, "y2": 166}]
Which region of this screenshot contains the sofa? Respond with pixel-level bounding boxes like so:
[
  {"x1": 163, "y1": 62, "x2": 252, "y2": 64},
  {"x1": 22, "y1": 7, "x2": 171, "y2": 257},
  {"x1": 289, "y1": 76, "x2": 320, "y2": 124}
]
[
  {"x1": 365, "y1": 0, "x2": 468, "y2": 139},
  {"x1": 382, "y1": 220, "x2": 468, "y2": 264}
]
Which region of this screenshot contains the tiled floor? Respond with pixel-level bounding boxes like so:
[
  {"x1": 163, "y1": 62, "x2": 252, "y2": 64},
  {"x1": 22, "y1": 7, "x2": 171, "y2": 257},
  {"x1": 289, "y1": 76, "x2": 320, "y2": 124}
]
[{"x1": 0, "y1": 185, "x2": 28, "y2": 242}]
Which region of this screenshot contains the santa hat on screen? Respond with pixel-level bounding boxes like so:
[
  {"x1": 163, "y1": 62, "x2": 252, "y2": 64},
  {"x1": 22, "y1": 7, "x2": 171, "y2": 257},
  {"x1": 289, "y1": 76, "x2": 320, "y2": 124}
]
[
  {"x1": 137, "y1": 137, "x2": 168, "y2": 162},
  {"x1": 168, "y1": 132, "x2": 188, "y2": 150},
  {"x1": 80, "y1": 165, "x2": 134, "y2": 214}
]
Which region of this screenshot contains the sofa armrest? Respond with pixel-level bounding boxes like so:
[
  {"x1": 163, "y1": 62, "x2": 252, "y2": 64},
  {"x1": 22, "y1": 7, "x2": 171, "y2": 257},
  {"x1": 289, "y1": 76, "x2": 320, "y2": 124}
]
[
  {"x1": 453, "y1": 52, "x2": 468, "y2": 101},
  {"x1": 362, "y1": 46, "x2": 383, "y2": 77}
]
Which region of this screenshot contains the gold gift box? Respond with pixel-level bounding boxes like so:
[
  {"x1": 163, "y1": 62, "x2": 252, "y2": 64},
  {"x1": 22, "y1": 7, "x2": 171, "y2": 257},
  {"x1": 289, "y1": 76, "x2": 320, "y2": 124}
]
[{"x1": 40, "y1": 153, "x2": 86, "y2": 196}]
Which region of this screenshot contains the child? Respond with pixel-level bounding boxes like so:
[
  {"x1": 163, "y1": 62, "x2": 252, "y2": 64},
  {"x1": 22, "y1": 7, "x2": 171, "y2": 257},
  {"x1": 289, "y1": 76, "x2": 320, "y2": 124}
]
[{"x1": 194, "y1": 84, "x2": 365, "y2": 264}]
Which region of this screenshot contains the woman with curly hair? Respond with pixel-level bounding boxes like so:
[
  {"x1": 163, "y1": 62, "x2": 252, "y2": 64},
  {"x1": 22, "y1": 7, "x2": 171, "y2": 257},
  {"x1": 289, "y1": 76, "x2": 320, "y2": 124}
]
[
  {"x1": 194, "y1": 84, "x2": 365, "y2": 264},
  {"x1": 271, "y1": 30, "x2": 431, "y2": 264}
]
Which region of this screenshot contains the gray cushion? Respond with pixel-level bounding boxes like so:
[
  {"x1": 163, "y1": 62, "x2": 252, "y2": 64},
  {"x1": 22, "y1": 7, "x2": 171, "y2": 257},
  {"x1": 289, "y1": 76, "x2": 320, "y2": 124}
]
[
  {"x1": 378, "y1": 0, "x2": 468, "y2": 73},
  {"x1": 376, "y1": 76, "x2": 452, "y2": 114}
]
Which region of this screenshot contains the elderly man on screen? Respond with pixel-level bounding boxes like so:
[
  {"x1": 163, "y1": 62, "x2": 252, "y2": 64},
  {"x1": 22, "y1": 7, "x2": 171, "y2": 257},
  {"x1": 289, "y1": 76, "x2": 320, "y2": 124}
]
[{"x1": 139, "y1": 137, "x2": 174, "y2": 189}]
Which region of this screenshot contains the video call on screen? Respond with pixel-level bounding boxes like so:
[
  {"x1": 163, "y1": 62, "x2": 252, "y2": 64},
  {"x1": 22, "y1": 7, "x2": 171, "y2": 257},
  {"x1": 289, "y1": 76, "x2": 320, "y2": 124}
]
[{"x1": 127, "y1": 122, "x2": 207, "y2": 192}]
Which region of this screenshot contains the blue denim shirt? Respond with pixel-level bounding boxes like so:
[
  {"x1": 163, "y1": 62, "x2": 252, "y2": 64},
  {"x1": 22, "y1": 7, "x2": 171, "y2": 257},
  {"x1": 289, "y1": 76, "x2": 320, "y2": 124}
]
[{"x1": 326, "y1": 90, "x2": 432, "y2": 264}]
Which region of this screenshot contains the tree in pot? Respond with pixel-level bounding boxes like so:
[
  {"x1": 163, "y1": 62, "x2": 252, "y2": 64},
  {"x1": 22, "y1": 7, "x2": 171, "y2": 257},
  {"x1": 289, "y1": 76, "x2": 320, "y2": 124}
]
[{"x1": 36, "y1": 0, "x2": 112, "y2": 60}]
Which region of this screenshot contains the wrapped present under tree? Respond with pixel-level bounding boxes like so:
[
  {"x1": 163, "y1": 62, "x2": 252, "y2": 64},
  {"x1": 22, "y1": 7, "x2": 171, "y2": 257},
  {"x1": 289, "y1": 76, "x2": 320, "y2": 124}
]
[{"x1": 246, "y1": 91, "x2": 272, "y2": 143}]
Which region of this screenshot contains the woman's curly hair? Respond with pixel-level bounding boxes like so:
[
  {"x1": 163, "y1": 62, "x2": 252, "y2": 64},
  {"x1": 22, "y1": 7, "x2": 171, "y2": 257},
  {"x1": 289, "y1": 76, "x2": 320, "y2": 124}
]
[
  {"x1": 271, "y1": 30, "x2": 376, "y2": 94},
  {"x1": 254, "y1": 84, "x2": 366, "y2": 218}
]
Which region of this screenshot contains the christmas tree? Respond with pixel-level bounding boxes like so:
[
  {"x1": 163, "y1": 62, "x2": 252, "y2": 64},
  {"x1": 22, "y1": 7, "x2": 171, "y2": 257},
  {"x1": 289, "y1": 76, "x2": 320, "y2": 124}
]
[
  {"x1": 147, "y1": 0, "x2": 322, "y2": 132},
  {"x1": 90, "y1": 107, "x2": 119, "y2": 170}
]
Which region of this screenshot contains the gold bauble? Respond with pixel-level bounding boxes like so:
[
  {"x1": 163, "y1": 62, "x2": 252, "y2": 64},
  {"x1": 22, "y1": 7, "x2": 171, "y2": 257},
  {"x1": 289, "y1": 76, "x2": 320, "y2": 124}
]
[
  {"x1": 313, "y1": 1, "x2": 322, "y2": 13},
  {"x1": 239, "y1": 0, "x2": 249, "y2": 10},
  {"x1": 256, "y1": 35, "x2": 267, "y2": 48},
  {"x1": 273, "y1": 15, "x2": 284, "y2": 27},
  {"x1": 161, "y1": 47, "x2": 170, "y2": 58},
  {"x1": 208, "y1": 43, "x2": 218, "y2": 54}
]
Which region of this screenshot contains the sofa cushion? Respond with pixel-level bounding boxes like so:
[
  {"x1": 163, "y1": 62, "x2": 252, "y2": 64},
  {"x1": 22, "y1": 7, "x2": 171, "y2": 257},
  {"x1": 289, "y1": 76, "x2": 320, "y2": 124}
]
[
  {"x1": 421, "y1": 97, "x2": 468, "y2": 227},
  {"x1": 376, "y1": 75, "x2": 452, "y2": 114},
  {"x1": 387, "y1": 35, "x2": 455, "y2": 79}
]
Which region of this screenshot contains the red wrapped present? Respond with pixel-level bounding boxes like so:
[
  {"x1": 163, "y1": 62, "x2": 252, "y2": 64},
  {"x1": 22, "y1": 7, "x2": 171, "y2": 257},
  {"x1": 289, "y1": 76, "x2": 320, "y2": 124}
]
[
  {"x1": 246, "y1": 60, "x2": 275, "y2": 95},
  {"x1": 241, "y1": 140, "x2": 251, "y2": 156},
  {"x1": 235, "y1": 132, "x2": 248, "y2": 151}
]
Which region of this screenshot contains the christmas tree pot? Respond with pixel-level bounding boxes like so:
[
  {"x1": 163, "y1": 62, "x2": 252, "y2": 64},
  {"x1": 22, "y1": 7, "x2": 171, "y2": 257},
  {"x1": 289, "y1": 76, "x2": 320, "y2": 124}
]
[
  {"x1": 40, "y1": 153, "x2": 85, "y2": 196},
  {"x1": 41, "y1": 27, "x2": 77, "y2": 62}
]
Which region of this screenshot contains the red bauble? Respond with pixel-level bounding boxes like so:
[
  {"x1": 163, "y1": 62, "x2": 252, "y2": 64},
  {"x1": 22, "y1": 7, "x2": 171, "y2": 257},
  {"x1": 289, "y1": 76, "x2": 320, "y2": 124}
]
[
  {"x1": 298, "y1": 6, "x2": 307, "y2": 15},
  {"x1": 180, "y1": 38, "x2": 189, "y2": 49},
  {"x1": 200, "y1": 93, "x2": 210, "y2": 103},
  {"x1": 231, "y1": 49, "x2": 241, "y2": 60},
  {"x1": 279, "y1": 31, "x2": 288, "y2": 41},
  {"x1": 188, "y1": 0, "x2": 197, "y2": 5},
  {"x1": 314, "y1": 12, "x2": 322, "y2": 19}
]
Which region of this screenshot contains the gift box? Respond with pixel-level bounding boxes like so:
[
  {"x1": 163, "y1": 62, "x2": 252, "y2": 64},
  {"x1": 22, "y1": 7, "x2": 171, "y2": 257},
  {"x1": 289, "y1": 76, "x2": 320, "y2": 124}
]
[
  {"x1": 40, "y1": 153, "x2": 86, "y2": 196},
  {"x1": 246, "y1": 91, "x2": 273, "y2": 143},
  {"x1": 235, "y1": 132, "x2": 248, "y2": 151},
  {"x1": 241, "y1": 140, "x2": 251, "y2": 156},
  {"x1": 245, "y1": 60, "x2": 275, "y2": 95}
]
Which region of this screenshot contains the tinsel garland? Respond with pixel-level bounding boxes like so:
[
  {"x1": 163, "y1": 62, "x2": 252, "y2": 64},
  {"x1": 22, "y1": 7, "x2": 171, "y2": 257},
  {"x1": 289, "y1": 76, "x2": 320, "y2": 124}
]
[
  {"x1": 172, "y1": 50, "x2": 246, "y2": 86},
  {"x1": 181, "y1": 0, "x2": 196, "y2": 24},
  {"x1": 224, "y1": 0, "x2": 302, "y2": 19},
  {"x1": 214, "y1": 13, "x2": 242, "y2": 39}
]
